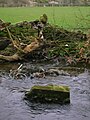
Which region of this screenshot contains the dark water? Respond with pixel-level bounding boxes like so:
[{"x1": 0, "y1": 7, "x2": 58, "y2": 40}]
[{"x1": 0, "y1": 62, "x2": 90, "y2": 120}]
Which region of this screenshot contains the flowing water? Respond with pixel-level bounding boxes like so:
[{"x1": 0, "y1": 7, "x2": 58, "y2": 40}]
[{"x1": 0, "y1": 62, "x2": 90, "y2": 120}]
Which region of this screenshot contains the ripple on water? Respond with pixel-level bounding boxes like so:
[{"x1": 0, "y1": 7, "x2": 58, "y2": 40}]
[{"x1": 0, "y1": 63, "x2": 90, "y2": 120}]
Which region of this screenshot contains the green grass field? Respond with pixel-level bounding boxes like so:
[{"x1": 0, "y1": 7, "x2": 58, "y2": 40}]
[{"x1": 0, "y1": 7, "x2": 90, "y2": 31}]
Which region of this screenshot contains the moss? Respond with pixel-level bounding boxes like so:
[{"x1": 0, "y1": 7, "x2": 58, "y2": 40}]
[
  {"x1": 25, "y1": 85, "x2": 70, "y2": 104},
  {"x1": 31, "y1": 85, "x2": 70, "y2": 92}
]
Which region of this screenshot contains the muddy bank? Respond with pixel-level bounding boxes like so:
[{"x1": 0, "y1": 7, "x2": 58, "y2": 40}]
[{"x1": 0, "y1": 61, "x2": 86, "y2": 81}]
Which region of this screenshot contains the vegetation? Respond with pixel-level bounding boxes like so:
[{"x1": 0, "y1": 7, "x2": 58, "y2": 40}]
[
  {"x1": 0, "y1": 6, "x2": 90, "y2": 65},
  {"x1": 0, "y1": 14, "x2": 89, "y2": 65},
  {"x1": 0, "y1": 7, "x2": 90, "y2": 30}
]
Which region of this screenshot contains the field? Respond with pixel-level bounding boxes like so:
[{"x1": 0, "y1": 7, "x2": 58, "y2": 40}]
[{"x1": 0, "y1": 6, "x2": 90, "y2": 31}]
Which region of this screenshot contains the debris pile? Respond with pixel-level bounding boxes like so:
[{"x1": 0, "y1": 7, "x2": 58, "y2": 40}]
[{"x1": 0, "y1": 14, "x2": 90, "y2": 64}]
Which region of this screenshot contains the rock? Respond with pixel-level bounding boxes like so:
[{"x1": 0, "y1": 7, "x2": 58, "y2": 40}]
[
  {"x1": 46, "y1": 69, "x2": 70, "y2": 76},
  {"x1": 25, "y1": 85, "x2": 70, "y2": 104},
  {"x1": 32, "y1": 72, "x2": 45, "y2": 78}
]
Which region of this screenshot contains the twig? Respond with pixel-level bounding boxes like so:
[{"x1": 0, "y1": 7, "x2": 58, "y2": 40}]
[
  {"x1": 6, "y1": 27, "x2": 14, "y2": 43},
  {"x1": 6, "y1": 27, "x2": 25, "y2": 53}
]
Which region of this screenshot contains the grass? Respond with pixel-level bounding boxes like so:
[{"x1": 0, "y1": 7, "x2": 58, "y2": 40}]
[{"x1": 0, "y1": 6, "x2": 90, "y2": 31}]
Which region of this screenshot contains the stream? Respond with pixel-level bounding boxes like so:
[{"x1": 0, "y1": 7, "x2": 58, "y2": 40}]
[{"x1": 0, "y1": 62, "x2": 90, "y2": 120}]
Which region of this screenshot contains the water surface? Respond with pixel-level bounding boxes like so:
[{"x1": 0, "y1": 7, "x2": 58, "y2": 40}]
[{"x1": 0, "y1": 62, "x2": 90, "y2": 120}]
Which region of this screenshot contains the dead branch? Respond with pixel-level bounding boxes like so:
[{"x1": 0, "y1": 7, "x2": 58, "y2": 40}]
[
  {"x1": 0, "y1": 36, "x2": 43, "y2": 62},
  {"x1": 0, "y1": 53, "x2": 20, "y2": 61}
]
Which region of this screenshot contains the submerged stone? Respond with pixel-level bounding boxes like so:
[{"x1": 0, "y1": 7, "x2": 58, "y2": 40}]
[{"x1": 25, "y1": 85, "x2": 70, "y2": 104}]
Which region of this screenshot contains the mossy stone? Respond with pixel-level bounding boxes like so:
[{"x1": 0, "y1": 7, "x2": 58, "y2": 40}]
[{"x1": 25, "y1": 85, "x2": 70, "y2": 104}]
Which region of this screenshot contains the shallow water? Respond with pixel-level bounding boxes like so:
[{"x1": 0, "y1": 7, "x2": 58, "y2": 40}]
[{"x1": 0, "y1": 62, "x2": 90, "y2": 120}]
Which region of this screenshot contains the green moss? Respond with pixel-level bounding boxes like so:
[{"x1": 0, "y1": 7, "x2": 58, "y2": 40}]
[
  {"x1": 25, "y1": 85, "x2": 70, "y2": 104},
  {"x1": 31, "y1": 85, "x2": 70, "y2": 92}
]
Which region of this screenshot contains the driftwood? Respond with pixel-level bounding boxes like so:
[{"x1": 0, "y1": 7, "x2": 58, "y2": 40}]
[
  {"x1": 0, "y1": 36, "x2": 43, "y2": 61},
  {"x1": 0, "y1": 53, "x2": 19, "y2": 61},
  {"x1": 0, "y1": 25, "x2": 44, "y2": 61}
]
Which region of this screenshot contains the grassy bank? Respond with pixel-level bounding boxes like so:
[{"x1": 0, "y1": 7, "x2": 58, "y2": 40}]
[{"x1": 0, "y1": 6, "x2": 90, "y2": 31}]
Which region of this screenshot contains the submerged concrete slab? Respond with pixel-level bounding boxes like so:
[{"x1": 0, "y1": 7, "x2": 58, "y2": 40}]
[{"x1": 25, "y1": 85, "x2": 70, "y2": 104}]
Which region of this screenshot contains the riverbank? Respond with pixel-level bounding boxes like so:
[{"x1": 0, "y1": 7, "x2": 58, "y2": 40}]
[{"x1": 0, "y1": 15, "x2": 90, "y2": 65}]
